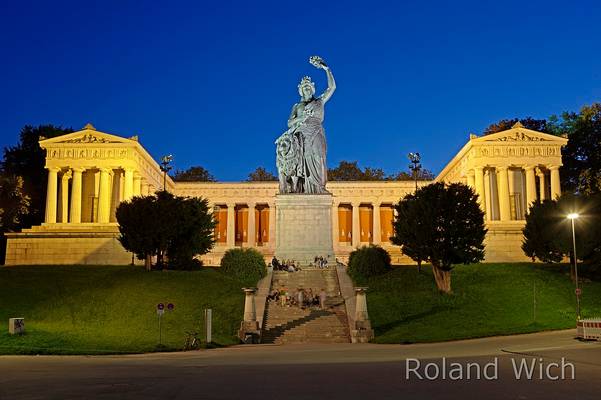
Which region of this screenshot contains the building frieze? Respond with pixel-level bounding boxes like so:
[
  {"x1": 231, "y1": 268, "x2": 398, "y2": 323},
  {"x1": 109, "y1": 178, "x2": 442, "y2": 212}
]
[
  {"x1": 46, "y1": 147, "x2": 131, "y2": 161},
  {"x1": 475, "y1": 145, "x2": 562, "y2": 158}
]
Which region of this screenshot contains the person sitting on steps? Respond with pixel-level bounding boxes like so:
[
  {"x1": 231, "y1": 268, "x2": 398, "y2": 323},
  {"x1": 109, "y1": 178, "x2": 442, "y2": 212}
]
[{"x1": 319, "y1": 288, "x2": 327, "y2": 310}]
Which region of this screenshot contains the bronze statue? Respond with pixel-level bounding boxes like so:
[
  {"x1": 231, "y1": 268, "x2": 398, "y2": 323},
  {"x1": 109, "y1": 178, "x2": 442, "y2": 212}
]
[{"x1": 276, "y1": 56, "x2": 336, "y2": 194}]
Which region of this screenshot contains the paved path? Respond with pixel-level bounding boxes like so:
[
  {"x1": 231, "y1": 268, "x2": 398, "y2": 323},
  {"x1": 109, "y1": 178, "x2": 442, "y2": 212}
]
[{"x1": 1, "y1": 330, "x2": 600, "y2": 399}]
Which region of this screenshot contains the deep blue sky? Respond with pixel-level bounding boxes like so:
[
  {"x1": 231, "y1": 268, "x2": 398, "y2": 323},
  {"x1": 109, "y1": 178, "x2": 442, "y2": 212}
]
[{"x1": 1, "y1": 1, "x2": 600, "y2": 180}]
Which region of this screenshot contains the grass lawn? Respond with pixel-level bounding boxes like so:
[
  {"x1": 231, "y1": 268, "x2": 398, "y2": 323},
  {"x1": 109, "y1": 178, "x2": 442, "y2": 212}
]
[
  {"x1": 0, "y1": 265, "x2": 245, "y2": 355},
  {"x1": 356, "y1": 263, "x2": 601, "y2": 344}
]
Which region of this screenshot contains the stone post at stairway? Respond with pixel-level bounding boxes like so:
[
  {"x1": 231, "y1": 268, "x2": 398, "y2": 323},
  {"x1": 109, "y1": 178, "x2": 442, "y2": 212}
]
[
  {"x1": 351, "y1": 287, "x2": 374, "y2": 343},
  {"x1": 238, "y1": 287, "x2": 261, "y2": 344}
]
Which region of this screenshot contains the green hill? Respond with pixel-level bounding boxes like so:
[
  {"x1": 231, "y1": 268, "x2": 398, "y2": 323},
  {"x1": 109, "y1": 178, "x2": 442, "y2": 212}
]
[
  {"x1": 357, "y1": 263, "x2": 601, "y2": 344},
  {"x1": 0, "y1": 266, "x2": 245, "y2": 354},
  {"x1": 1, "y1": 263, "x2": 600, "y2": 353}
]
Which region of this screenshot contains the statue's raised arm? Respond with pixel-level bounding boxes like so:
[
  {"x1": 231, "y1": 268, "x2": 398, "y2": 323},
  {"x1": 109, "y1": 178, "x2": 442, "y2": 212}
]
[{"x1": 310, "y1": 56, "x2": 336, "y2": 103}]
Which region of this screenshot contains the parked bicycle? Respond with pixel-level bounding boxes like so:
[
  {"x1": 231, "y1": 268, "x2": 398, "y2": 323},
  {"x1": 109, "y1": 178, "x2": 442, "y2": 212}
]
[{"x1": 183, "y1": 330, "x2": 200, "y2": 350}]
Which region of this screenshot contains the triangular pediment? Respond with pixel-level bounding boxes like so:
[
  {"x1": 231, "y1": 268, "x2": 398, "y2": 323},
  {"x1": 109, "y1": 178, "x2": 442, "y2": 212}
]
[
  {"x1": 472, "y1": 126, "x2": 567, "y2": 144},
  {"x1": 40, "y1": 127, "x2": 134, "y2": 146}
]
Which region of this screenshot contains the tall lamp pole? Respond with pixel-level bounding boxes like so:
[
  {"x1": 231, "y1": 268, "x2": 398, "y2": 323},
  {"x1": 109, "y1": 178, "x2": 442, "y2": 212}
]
[
  {"x1": 567, "y1": 213, "x2": 581, "y2": 320},
  {"x1": 408, "y1": 152, "x2": 423, "y2": 273},
  {"x1": 408, "y1": 152, "x2": 422, "y2": 192},
  {"x1": 160, "y1": 155, "x2": 173, "y2": 192}
]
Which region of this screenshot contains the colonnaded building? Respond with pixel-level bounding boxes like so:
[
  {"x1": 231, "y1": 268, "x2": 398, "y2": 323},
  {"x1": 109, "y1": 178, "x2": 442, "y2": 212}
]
[{"x1": 4, "y1": 122, "x2": 567, "y2": 266}]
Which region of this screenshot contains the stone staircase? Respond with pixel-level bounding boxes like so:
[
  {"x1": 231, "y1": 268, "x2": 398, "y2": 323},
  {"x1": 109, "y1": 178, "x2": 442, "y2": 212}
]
[{"x1": 261, "y1": 267, "x2": 350, "y2": 344}]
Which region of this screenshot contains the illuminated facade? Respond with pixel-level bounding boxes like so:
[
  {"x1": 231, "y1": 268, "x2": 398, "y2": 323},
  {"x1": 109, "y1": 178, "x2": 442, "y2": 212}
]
[{"x1": 4, "y1": 122, "x2": 567, "y2": 266}]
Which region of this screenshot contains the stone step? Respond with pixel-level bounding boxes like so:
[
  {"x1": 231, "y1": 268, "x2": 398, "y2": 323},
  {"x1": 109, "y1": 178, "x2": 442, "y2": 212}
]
[
  {"x1": 262, "y1": 266, "x2": 350, "y2": 343},
  {"x1": 272, "y1": 337, "x2": 350, "y2": 344},
  {"x1": 261, "y1": 267, "x2": 350, "y2": 344}
]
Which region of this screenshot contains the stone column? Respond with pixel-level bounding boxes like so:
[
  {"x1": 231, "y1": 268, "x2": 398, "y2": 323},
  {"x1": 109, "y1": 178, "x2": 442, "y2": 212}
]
[
  {"x1": 243, "y1": 287, "x2": 257, "y2": 322},
  {"x1": 537, "y1": 168, "x2": 546, "y2": 201},
  {"x1": 332, "y1": 202, "x2": 340, "y2": 249},
  {"x1": 133, "y1": 173, "x2": 142, "y2": 197},
  {"x1": 141, "y1": 180, "x2": 150, "y2": 196},
  {"x1": 226, "y1": 203, "x2": 235, "y2": 247},
  {"x1": 44, "y1": 167, "x2": 60, "y2": 223},
  {"x1": 372, "y1": 203, "x2": 381, "y2": 244},
  {"x1": 355, "y1": 287, "x2": 369, "y2": 322},
  {"x1": 116, "y1": 170, "x2": 124, "y2": 202},
  {"x1": 247, "y1": 203, "x2": 256, "y2": 247},
  {"x1": 467, "y1": 170, "x2": 475, "y2": 188},
  {"x1": 97, "y1": 168, "x2": 112, "y2": 223},
  {"x1": 60, "y1": 171, "x2": 71, "y2": 223},
  {"x1": 524, "y1": 166, "x2": 537, "y2": 210},
  {"x1": 483, "y1": 169, "x2": 492, "y2": 221},
  {"x1": 496, "y1": 166, "x2": 511, "y2": 221},
  {"x1": 268, "y1": 202, "x2": 276, "y2": 249},
  {"x1": 69, "y1": 167, "x2": 84, "y2": 223},
  {"x1": 351, "y1": 202, "x2": 360, "y2": 248},
  {"x1": 550, "y1": 165, "x2": 561, "y2": 199},
  {"x1": 124, "y1": 168, "x2": 134, "y2": 200},
  {"x1": 474, "y1": 166, "x2": 485, "y2": 211}
]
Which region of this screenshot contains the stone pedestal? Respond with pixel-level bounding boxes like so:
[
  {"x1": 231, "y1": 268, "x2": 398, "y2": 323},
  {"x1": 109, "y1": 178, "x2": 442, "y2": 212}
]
[
  {"x1": 275, "y1": 194, "x2": 335, "y2": 265},
  {"x1": 351, "y1": 287, "x2": 374, "y2": 343},
  {"x1": 238, "y1": 288, "x2": 261, "y2": 344}
]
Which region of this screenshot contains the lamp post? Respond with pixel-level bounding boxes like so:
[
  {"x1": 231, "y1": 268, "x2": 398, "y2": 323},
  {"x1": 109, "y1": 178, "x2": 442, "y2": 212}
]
[
  {"x1": 408, "y1": 152, "x2": 423, "y2": 272},
  {"x1": 160, "y1": 155, "x2": 173, "y2": 192},
  {"x1": 567, "y1": 213, "x2": 581, "y2": 320},
  {"x1": 408, "y1": 152, "x2": 422, "y2": 192}
]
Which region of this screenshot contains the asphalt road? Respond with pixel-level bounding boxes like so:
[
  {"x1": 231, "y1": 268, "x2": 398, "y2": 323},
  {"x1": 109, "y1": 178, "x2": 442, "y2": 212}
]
[{"x1": 1, "y1": 330, "x2": 600, "y2": 400}]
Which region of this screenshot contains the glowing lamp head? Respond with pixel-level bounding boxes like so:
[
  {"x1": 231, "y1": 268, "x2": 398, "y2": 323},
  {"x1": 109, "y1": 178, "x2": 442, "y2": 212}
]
[{"x1": 567, "y1": 213, "x2": 579, "y2": 220}]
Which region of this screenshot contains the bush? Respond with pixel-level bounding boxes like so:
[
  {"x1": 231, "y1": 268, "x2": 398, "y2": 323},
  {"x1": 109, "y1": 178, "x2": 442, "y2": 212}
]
[
  {"x1": 168, "y1": 258, "x2": 203, "y2": 271},
  {"x1": 220, "y1": 248, "x2": 267, "y2": 285},
  {"x1": 348, "y1": 245, "x2": 391, "y2": 281}
]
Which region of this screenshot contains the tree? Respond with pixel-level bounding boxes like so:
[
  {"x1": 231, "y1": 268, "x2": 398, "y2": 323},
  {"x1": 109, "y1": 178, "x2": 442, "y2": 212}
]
[
  {"x1": 522, "y1": 193, "x2": 601, "y2": 280},
  {"x1": 483, "y1": 117, "x2": 549, "y2": 135},
  {"x1": 328, "y1": 161, "x2": 366, "y2": 181},
  {"x1": 246, "y1": 167, "x2": 277, "y2": 181},
  {"x1": 116, "y1": 191, "x2": 215, "y2": 270},
  {"x1": 392, "y1": 182, "x2": 486, "y2": 293},
  {"x1": 0, "y1": 174, "x2": 31, "y2": 232},
  {"x1": 167, "y1": 194, "x2": 215, "y2": 267},
  {"x1": 521, "y1": 199, "x2": 565, "y2": 263},
  {"x1": 1, "y1": 125, "x2": 73, "y2": 228},
  {"x1": 328, "y1": 160, "x2": 434, "y2": 181},
  {"x1": 387, "y1": 169, "x2": 435, "y2": 181},
  {"x1": 116, "y1": 195, "x2": 157, "y2": 269},
  {"x1": 0, "y1": 174, "x2": 31, "y2": 264},
  {"x1": 548, "y1": 103, "x2": 601, "y2": 194},
  {"x1": 172, "y1": 166, "x2": 216, "y2": 182}
]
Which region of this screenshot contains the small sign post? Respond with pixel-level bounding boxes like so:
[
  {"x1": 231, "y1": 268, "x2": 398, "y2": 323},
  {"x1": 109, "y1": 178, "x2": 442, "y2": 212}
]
[
  {"x1": 156, "y1": 303, "x2": 174, "y2": 347},
  {"x1": 205, "y1": 308, "x2": 212, "y2": 344},
  {"x1": 157, "y1": 303, "x2": 165, "y2": 346}
]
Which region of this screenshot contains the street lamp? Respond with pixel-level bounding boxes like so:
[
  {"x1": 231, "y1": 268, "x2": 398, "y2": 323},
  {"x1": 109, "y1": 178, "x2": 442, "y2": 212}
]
[
  {"x1": 567, "y1": 212, "x2": 581, "y2": 320},
  {"x1": 408, "y1": 152, "x2": 422, "y2": 191},
  {"x1": 160, "y1": 154, "x2": 173, "y2": 192}
]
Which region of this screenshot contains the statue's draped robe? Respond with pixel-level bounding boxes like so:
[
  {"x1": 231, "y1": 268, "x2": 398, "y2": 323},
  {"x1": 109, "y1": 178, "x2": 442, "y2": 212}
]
[{"x1": 296, "y1": 98, "x2": 327, "y2": 194}]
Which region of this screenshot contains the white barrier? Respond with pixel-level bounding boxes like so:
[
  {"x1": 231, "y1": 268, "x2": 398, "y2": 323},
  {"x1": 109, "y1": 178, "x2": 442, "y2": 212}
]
[{"x1": 577, "y1": 318, "x2": 601, "y2": 340}]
